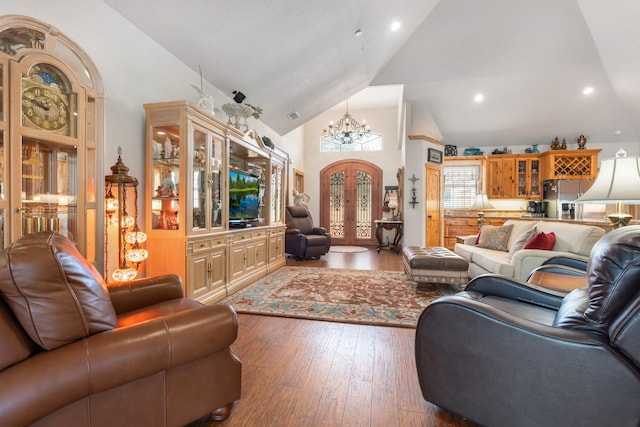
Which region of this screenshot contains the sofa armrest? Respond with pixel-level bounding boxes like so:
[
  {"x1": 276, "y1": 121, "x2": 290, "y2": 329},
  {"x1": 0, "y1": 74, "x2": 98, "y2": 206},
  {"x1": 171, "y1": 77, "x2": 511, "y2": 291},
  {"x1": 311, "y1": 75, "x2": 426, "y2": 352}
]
[
  {"x1": 510, "y1": 249, "x2": 587, "y2": 282},
  {"x1": 462, "y1": 234, "x2": 478, "y2": 245},
  {"x1": 312, "y1": 226, "x2": 328, "y2": 235},
  {"x1": 0, "y1": 304, "x2": 238, "y2": 427},
  {"x1": 542, "y1": 256, "x2": 588, "y2": 272},
  {"x1": 108, "y1": 274, "x2": 184, "y2": 314},
  {"x1": 285, "y1": 227, "x2": 302, "y2": 235},
  {"x1": 466, "y1": 274, "x2": 566, "y2": 309}
]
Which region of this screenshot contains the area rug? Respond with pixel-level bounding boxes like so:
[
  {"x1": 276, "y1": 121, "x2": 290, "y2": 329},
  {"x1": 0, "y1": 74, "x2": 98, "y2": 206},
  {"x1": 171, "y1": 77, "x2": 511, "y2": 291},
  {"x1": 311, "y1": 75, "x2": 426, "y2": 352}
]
[
  {"x1": 221, "y1": 267, "x2": 457, "y2": 328},
  {"x1": 328, "y1": 246, "x2": 369, "y2": 253}
]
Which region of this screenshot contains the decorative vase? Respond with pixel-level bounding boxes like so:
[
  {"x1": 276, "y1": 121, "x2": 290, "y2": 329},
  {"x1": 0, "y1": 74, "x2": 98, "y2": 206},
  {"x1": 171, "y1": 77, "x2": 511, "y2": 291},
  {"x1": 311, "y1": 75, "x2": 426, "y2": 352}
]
[
  {"x1": 531, "y1": 144, "x2": 539, "y2": 153},
  {"x1": 576, "y1": 134, "x2": 588, "y2": 149}
]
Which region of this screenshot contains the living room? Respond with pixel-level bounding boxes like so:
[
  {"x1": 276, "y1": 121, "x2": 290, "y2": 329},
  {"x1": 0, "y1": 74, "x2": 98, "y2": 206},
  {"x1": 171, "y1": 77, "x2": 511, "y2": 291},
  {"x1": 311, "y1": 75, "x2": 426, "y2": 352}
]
[{"x1": 2, "y1": 1, "x2": 640, "y2": 426}]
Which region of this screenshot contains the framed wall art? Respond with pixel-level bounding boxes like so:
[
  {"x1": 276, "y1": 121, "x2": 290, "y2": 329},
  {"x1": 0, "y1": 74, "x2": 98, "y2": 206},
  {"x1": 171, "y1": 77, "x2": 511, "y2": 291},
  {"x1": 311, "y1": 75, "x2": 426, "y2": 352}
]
[{"x1": 428, "y1": 148, "x2": 443, "y2": 164}]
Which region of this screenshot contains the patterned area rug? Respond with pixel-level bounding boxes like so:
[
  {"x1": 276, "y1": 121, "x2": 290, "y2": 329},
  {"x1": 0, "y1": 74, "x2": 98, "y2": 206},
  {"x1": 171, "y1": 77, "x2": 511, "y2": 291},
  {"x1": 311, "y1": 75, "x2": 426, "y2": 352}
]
[{"x1": 221, "y1": 267, "x2": 457, "y2": 328}]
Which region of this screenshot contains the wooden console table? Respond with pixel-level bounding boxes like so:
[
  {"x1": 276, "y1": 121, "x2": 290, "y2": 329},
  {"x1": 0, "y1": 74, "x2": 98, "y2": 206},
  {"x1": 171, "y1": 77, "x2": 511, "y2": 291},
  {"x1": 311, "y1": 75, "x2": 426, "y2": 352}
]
[{"x1": 374, "y1": 219, "x2": 403, "y2": 254}]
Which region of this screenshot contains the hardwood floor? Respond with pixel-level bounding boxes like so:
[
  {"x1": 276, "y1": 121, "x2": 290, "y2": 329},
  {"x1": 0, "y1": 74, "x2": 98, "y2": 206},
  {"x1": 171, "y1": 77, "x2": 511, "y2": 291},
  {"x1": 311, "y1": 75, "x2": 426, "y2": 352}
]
[{"x1": 211, "y1": 246, "x2": 473, "y2": 427}]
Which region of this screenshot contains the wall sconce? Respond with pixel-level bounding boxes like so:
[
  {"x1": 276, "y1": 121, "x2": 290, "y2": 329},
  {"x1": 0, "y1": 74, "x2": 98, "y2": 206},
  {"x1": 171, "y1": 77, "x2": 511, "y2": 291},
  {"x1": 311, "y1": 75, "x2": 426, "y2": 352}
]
[{"x1": 105, "y1": 146, "x2": 148, "y2": 282}]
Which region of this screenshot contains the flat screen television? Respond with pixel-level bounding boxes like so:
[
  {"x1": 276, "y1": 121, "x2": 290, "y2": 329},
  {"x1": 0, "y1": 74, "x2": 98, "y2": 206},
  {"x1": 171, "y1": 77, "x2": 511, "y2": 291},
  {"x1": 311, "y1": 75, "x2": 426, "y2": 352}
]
[{"x1": 229, "y1": 169, "x2": 260, "y2": 226}]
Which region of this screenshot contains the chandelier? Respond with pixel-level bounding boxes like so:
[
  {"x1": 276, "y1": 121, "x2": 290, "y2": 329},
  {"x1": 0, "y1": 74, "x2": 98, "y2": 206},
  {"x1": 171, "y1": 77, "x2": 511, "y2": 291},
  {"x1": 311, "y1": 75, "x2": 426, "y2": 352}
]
[{"x1": 322, "y1": 99, "x2": 371, "y2": 144}]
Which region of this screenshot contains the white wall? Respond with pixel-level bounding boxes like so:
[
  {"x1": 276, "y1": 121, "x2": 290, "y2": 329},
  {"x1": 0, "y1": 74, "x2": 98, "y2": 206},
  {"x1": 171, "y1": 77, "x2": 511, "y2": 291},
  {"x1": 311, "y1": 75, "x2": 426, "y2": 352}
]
[
  {"x1": 294, "y1": 106, "x2": 402, "y2": 222},
  {"x1": 2, "y1": 0, "x2": 282, "y2": 233}
]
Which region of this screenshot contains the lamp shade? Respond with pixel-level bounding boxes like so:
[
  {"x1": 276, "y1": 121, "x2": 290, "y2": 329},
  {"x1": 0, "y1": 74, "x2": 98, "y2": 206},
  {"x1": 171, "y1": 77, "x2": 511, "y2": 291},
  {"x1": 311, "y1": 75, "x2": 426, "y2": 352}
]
[
  {"x1": 471, "y1": 192, "x2": 495, "y2": 210},
  {"x1": 576, "y1": 150, "x2": 640, "y2": 204}
]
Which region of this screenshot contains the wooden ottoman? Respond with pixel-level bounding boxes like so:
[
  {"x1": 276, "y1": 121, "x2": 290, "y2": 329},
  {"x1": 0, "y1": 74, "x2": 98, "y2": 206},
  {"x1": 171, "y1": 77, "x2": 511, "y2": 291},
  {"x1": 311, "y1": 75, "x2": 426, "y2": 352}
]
[{"x1": 402, "y1": 246, "x2": 469, "y2": 290}]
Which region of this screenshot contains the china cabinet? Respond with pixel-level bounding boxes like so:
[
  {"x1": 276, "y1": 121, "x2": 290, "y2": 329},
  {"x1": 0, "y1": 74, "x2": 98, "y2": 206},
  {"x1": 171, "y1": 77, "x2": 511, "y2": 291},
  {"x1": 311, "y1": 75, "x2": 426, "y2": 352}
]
[
  {"x1": 144, "y1": 101, "x2": 287, "y2": 303},
  {"x1": 0, "y1": 17, "x2": 102, "y2": 266}
]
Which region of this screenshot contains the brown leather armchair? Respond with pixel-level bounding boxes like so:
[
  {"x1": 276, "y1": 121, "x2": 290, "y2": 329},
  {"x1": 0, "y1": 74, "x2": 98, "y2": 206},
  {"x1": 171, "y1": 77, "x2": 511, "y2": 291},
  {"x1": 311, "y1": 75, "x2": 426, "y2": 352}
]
[
  {"x1": 416, "y1": 226, "x2": 640, "y2": 427},
  {"x1": 285, "y1": 205, "x2": 331, "y2": 259},
  {"x1": 0, "y1": 232, "x2": 241, "y2": 426}
]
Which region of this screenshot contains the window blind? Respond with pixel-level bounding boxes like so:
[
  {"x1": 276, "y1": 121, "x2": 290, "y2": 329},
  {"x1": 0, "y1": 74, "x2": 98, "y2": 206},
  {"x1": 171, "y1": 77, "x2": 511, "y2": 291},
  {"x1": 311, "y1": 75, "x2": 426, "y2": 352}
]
[{"x1": 444, "y1": 165, "x2": 480, "y2": 209}]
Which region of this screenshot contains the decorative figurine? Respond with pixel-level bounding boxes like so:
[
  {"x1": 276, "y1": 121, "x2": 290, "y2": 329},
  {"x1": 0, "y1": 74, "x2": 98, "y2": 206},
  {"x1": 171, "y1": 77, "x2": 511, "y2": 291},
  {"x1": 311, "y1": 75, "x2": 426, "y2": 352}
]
[
  {"x1": 561, "y1": 138, "x2": 567, "y2": 150},
  {"x1": 576, "y1": 134, "x2": 588, "y2": 149},
  {"x1": 551, "y1": 137, "x2": 560, "y2": 150}
]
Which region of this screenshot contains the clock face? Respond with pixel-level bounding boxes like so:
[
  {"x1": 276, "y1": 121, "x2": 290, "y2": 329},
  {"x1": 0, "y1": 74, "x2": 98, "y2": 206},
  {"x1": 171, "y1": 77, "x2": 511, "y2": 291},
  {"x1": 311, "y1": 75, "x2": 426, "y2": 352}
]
[{"x1": 22, "y1": 85, "x2": 70, "y2": 134}]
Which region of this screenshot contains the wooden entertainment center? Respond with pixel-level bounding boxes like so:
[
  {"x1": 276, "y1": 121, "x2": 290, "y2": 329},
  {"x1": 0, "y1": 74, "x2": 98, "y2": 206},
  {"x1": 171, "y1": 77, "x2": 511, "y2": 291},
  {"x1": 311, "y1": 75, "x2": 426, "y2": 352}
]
[{"x1": 143, "y1": 101, "x2": 288, "y2": 304}]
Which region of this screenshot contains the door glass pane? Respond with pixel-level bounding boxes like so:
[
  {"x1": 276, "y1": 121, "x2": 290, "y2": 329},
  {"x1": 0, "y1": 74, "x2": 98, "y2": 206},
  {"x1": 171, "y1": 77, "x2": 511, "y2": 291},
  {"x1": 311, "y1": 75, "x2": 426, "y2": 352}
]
[
  {"x1": 356, "y1": 170, "x2": 372, "y2": 239},
  {"x1": 210, "y1": 135, "x2": 222, "y2": 228},
  {"x1": 192, "y1": 129, "x2": 206, "y2": 230},
  {"x1": 21, "y1": 138, "x2": 77, "y2": 240},
  {"x1": 329, "y1": 171, "x2": 345, "y2": 238}
]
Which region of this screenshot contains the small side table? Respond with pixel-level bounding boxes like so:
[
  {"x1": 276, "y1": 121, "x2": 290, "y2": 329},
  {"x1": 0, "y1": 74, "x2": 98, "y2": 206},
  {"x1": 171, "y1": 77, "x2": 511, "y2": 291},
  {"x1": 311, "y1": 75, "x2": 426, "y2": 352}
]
[{"x1": 374, "y1": 219, "x2": 404, "y2": 254}]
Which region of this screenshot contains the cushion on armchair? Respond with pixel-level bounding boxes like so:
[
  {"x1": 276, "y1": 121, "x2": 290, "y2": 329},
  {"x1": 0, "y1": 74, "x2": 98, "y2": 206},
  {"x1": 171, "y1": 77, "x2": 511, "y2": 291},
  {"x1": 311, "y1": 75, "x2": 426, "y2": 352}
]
[{"x1": 0, "y1": 232, "x2": 117, "y2": 350}]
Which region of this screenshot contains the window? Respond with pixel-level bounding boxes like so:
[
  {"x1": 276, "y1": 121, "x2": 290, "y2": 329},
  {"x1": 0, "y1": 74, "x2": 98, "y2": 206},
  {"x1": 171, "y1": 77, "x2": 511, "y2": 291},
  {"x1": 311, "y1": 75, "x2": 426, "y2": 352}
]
[
  {"x1": 320, "y1": 133, "x2": 383, "y2": 152},
  {"x1": 444, "y1": 164, "x2": 480, "y2": 209}
]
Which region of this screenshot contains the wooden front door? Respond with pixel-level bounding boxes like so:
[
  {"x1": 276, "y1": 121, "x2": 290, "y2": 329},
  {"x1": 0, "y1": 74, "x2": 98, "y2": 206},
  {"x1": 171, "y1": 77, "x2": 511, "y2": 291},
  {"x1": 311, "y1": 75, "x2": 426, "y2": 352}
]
[
  {"x1": 320, "y1": 160, "x2": 382, "y2": 246},
  {"x1": 425, "y1": 163, "x2": 443, "y2": 247}
]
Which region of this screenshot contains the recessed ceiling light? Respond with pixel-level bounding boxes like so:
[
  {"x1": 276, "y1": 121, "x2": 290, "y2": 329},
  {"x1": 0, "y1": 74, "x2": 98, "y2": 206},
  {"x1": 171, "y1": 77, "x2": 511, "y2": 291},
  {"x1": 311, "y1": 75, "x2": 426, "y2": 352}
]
[
  {"x1": 614, "y1": 130, "x2": 622, "y2": 136},
  {"x1": 474, "y1": 93, "x2": 484, "y2": 103},
  {"x1": 583, "y1": 86, "x2": 594, "y2": 95},
  {"x1": 354, "y1": 29, "x2": 363, "y2": 38},
  {"x1": 390, "y1": 21, "x2": 401, "y2": 32}
]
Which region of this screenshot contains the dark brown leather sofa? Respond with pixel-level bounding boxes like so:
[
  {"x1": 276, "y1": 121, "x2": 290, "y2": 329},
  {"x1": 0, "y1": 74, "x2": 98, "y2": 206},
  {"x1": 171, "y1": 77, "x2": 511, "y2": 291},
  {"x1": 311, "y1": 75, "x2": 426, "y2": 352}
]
[
  {"x1": 416, "y1": 225, "x2": 640, "y2": 427},
  {"x1": 0, "y1": 232, "x2": 241, "y2": 426},
  {"x1": 285, "y1": 206, "x2": 331, "y2": 259}
]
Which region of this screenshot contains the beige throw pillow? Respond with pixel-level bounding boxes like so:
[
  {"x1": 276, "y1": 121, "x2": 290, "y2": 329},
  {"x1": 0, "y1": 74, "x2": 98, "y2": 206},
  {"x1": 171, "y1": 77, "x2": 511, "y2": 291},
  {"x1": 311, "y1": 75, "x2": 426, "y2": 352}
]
[
  {"x1": 508, "y1": 226, "x2": 538, "y2": 258},
  {"x1": 477, "y1": 224, "x2": 514, "y2": 252}
]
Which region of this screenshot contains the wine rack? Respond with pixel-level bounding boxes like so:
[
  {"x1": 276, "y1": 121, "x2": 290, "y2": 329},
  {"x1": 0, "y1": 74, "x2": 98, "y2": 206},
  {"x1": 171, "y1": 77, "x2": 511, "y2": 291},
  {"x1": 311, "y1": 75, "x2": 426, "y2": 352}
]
[{"x1": 542, "y1": 149, "x2": 600, "y2": 180}]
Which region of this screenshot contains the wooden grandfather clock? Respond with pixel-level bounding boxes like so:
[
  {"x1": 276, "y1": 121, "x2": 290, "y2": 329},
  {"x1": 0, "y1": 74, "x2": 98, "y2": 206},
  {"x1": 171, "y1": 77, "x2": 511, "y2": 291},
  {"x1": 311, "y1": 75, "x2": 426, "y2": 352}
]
[{"x1": 0, "y1": 16, "x2": 103, "y2": 268}]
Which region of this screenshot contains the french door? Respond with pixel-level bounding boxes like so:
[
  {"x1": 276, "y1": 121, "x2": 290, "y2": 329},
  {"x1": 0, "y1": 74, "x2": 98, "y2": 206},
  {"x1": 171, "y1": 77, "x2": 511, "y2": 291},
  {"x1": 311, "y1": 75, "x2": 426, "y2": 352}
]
[{"x1": 320, "y1": 160, "x2": 382, "y2": 246}]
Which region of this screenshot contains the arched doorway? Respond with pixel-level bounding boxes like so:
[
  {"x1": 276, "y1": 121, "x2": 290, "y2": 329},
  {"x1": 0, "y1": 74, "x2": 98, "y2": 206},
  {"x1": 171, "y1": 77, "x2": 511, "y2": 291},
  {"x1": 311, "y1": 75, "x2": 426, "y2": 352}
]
[{"x1": 320, "y1": 159, "x2": 382, "y2": 246}]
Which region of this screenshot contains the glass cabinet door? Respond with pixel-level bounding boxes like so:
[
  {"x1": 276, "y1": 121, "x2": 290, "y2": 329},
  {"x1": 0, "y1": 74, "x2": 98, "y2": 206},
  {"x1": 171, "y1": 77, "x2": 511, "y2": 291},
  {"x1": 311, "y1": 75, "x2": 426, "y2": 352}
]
[
  {"x1": 20, "y1": 138, "x2": 77, "y2": 238},
  {"x1": 210, "y1": 134, "x2": 223, "y2": 228},
  {"x1": 271, "y1": 163, "x2": 283, "y2": 223},
  {"x1": 150, "y1": 125, "x2": 180, "y2": 230},
  {"x1": 529, "y1": 159, "x2": 540, "y2": 197},
  {"x1": 192, "y1": 128, "x2": 207, "y2": 231}
]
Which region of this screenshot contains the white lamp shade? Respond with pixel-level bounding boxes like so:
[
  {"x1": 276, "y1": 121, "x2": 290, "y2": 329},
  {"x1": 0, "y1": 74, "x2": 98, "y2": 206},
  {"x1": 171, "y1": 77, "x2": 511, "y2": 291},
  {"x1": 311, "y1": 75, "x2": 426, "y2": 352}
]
[
  {"x1": 576, "y1": 154, "x2": 640, "y2": 204},
  {"x1": 471, "y1": 193, "x2": 495, "y2": 210}
]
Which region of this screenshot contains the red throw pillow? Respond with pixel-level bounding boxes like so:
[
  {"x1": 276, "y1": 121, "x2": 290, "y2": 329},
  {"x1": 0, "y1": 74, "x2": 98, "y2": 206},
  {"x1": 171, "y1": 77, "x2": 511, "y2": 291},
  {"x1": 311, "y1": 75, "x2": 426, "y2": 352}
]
[{"x1": 524, "y1": 231, "x2": 556, "y2": 250}]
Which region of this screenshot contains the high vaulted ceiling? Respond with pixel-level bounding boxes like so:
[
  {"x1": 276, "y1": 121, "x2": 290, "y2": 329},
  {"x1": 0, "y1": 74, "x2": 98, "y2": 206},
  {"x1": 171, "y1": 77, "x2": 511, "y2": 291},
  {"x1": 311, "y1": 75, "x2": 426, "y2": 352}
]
[{"x1": 104, "y1": 0, "x2": 640, "y2": 148}]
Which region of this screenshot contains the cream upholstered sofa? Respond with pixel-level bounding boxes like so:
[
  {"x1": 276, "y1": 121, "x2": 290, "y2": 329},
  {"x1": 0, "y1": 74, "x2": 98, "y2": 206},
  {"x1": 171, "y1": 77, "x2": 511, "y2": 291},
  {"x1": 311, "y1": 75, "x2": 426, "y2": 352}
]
[{"x1": 454, "y1": 219, "x2": 606, "y2": 281}]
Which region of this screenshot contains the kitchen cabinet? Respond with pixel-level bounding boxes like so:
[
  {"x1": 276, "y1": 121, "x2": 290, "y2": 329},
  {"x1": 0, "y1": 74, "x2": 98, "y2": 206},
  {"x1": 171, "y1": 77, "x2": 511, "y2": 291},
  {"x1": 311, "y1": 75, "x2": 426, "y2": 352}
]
[
  {"x1": 487, "y1": 156, "x2": 516, "y2": 198},
  {"x1": 541, "y1": 149, "x2": 600, "y2": 180},
  {"x1": 516, "y1": 156, "x2": 542, "y2": 199}
]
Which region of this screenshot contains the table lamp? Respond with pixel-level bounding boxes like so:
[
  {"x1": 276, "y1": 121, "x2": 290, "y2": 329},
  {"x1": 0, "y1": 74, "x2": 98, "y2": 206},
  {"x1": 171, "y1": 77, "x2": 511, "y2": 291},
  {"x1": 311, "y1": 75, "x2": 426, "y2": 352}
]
[
  {"x1": 575, "y1": 149, "x2": 640, "y2": 229},
  {"x1": 471, "y1": 192, "x2": 494, "y2": 226}
]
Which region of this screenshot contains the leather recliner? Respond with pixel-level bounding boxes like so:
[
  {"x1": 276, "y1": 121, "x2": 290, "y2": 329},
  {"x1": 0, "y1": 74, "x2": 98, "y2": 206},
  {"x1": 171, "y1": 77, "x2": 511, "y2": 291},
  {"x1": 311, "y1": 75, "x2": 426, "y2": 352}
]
[
  {"x1": 0, "y1": 232, "x2": 241, "y2": 426},
  {"x1": 415, "y1": 226, "x2": 640, "y2": 427},
  {"x1": 285, "y1": 206, "x2": 331, "y2": 259}
]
